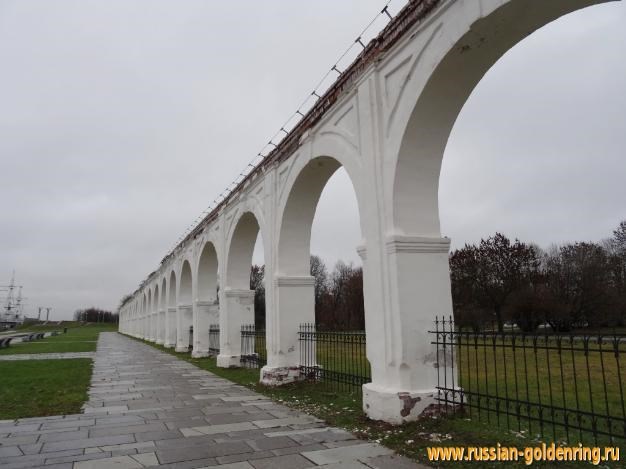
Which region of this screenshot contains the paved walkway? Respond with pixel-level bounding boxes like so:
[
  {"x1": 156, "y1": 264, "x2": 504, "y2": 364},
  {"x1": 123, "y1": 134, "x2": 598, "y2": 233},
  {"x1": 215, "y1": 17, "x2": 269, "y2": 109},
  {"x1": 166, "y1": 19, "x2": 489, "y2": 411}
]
[
  {"x1": 0, "y1": 332, "x2": 422, "y2": 469},
  {"x1": 0, "y1": 352, "x2": 96, "y2": 361}
]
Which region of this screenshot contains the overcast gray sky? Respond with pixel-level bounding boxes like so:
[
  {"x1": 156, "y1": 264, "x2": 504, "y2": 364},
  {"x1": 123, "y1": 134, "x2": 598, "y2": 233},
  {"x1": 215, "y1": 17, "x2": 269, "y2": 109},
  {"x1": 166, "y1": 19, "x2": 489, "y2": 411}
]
[{"x1": 1, "y1": 1, "x2": 625, "y2": 320}]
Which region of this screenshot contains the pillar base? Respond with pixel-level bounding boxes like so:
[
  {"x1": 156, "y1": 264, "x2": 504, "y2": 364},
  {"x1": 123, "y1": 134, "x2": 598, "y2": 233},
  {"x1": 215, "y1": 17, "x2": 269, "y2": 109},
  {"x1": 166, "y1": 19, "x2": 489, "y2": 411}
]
[
  {"x1": 362, "y1": 383, "x2": 436, "y2": 425},
  {"x1": 192, "y1": 349, "x2": 210, "y2": 358},
  {"x1": 163, "y1": 342, "x2": 175, "y2": 349},
  {"x1": 260, "y1": 366, "x2": 301, "y2": 386},
  {"x1": 156, "y1": 339, "x2": 164, "y2": 345},
  {"x1": 174, "y1": 346, "x2": 188, "y2": 353},
  {"x1": 217, "y1": 354, "x2": 241, "y2": 368}
]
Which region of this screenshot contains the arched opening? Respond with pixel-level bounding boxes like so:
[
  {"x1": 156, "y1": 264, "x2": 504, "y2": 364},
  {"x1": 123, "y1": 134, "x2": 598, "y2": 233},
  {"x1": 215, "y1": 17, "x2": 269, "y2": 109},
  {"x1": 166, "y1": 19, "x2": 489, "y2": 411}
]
[
  {"x1": 159, "y1": 278, "x2": 166, "y2": 344},
  {"x1": 147, "y1": 288, "x2": 153, "y2": 341},
  {"x1": 369, "y1": 0, "x2": 616, "y2": 420},
  {"x1": 168, "y1": 271, "x2": 177, "y2": 307},
  {"x1": 179, "y1": 261, "x2": 193, "y2": 305},
  {"x1": 197, "y1": 243, "x2": 219, "y2": 301},
  {"x1": 227, "y1": 213, "x2": 260, "y2": 287},
  {"x1": 193, "y1": 242, "x2": 219, "y2": 357},
  {"x1": 278, "y1": 157, "x2": 361, "y2": 276},
  {"x1": 217, "y1": 211, "x2": 264, "y2": 367},
  {"x1": 176, "y1": 260, "x2": 194, "y2": 352},
  {"x1": 392, "y1": 0, "x2": 610, "y2": 235},
  {"x1": 251, "y1": 233, "x2": 265, "y2": 329},
  {"x1": 165, "y1": 270, "x2": 177, "y2": 348},
  {"x1": 266, "y1": 155, "x2": 364, "y2": 381},
  {"x1": 310, "y1": 168, "x2": 364, "y2": 331},
  {"x1": 153, "y1": 284, "x2": 159, "y2": 343},
  {"x1": 142, "y1": 293, "x2": 147, "y2": 339}
]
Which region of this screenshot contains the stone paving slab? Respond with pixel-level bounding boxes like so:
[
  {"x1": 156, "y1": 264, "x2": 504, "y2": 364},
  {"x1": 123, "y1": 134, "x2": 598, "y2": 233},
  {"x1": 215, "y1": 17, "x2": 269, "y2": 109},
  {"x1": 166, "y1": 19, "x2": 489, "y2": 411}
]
[
  {"x1": 0, "y1": 332, "x2": 426, "y2": 468},
  {"x1": 0, "y1": 352, "x2": 96, "y2": 361}
]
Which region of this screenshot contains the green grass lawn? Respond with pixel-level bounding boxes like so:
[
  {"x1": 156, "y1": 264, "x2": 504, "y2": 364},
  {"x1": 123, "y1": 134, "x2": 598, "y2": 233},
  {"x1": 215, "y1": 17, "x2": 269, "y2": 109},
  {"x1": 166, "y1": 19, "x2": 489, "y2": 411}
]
[
  {"x1": 0, "y1": 323, "x2": 117, "y2": 355},
  {"x1": 135, "y1": 335, "x2": 625, "y2": 467},
  {"x1": 453, "y1": 336, "x2": 626, "y2": 443},
  {"x1": 0, "y1": 359, "x2": 92, "y2": 419}
]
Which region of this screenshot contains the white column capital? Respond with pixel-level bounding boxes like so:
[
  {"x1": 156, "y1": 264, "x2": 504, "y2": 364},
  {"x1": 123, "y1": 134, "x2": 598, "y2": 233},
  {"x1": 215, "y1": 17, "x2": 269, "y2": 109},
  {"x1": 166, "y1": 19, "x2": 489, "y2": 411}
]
[
  {"x1": 385, "y1": 235, "x2": 450, "y2": 254},
  {"x1": 273, "y1": 275, "x2": 315, "y2": 287},
  {"x1": 223, "y1": 288, "x2": 255, "y2": 299}
]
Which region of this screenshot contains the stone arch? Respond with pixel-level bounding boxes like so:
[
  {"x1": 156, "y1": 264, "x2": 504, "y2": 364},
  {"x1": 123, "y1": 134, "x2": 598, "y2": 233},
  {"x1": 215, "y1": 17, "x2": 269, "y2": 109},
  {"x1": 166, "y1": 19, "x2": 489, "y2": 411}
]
[
  {"x1": 142, "y1": 292, "x2": 147, "y2": 338},
  {"x1": 164, "y1": 269, "x2": 177, "y2": 348},
  {"x1": 160, "y1": 277, "x2": 167, "y2": 307},
  {"x1": 179, "y1": 260, "x2": 193, "y2": 306},
  {"x1": 391, "y1": 0, "x2": 609, "y2": 236},
  {"x1": 216, "y1": 210, "x2": 266, "y2": 367},
  {"x1": 196, "y1": 241, "x2": 219, "y2": 302},
  {"x1": 277, "y1": 155, "x2": 364, "y2": 276},
  {"x1": 262, "y1": 153, "x2": 365, "y2": 381},
  {"x1": 168, "y1": 270, "x2": 177, "y2": 307},
  {"x1": 225, "y1": 211, "x2": 262, "y2": 289},
  {"x1": 176, "y1": 259, "x2": 194, "y2": 352},
  {"x1": 154, "y1": 283, "x2": 159, "y2": 312}
]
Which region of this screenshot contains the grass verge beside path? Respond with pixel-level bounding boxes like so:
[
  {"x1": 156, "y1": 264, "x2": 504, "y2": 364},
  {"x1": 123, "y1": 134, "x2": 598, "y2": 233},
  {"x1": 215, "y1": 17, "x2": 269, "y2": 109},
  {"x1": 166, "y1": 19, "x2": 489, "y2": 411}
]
[
  {"x1": 135, "y1": 336, "x2": 605, "y2": 468},
  {"x1": 0, "y1": 359, "x2": 92, "y2": 419},
  {"x1": 0, "y1": 323, "x2": 117, "y2": 355}
]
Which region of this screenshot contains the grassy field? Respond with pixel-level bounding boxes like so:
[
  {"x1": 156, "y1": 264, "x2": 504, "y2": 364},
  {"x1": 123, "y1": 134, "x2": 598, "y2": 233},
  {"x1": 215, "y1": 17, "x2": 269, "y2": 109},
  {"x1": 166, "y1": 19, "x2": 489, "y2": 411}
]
[
  {"x1": 451, "y1": 335, "x2": 626, "y2": 444},
  {"x1": 135, "y1": 335, "x2": 624, "y2": 467},
  {"x1": 0, "y1": 323, "x2": 117, "y2": 355},
  {"x1": 0, "y1": 359, "x2": 93, "y2": 419}
]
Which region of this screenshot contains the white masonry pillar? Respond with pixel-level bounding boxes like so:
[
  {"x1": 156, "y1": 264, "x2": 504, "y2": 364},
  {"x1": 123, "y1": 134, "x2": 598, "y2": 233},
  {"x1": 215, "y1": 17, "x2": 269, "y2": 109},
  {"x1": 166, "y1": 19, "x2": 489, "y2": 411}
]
[
  {"x1": 164, "y1": 307, "x2": 177, "y2": 348},
  {"x1": 217, "y1": 289, "x2": 254, "y2": 367},
  {"x1": 157, "y1": 310, "x2": 165, "y2": 345},
  {"x1": 362, "y1": 235, "x2": 453, "y2": 424},
  {"x1": 176, "y1": 304, "x2": 193, "y2": 352},
  {"x1": 151, "y1": 312, "x2": 157, "y2": 342},
  {"x1": 261, "y1": 276, "x2": 315, "y2": 385},
  {"x1": 192, "y1": 300, "x2": 212, "y2": 358},
  {"x1": 143, "y1": 315, "x2": 149, "y2": 340}
]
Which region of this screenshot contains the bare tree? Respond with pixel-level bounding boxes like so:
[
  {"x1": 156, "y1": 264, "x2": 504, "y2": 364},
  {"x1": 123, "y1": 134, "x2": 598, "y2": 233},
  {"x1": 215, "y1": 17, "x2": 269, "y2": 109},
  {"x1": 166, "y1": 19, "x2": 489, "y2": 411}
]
[{"x1": 250, "y1": 265, "x2": 265, "y2": 327}]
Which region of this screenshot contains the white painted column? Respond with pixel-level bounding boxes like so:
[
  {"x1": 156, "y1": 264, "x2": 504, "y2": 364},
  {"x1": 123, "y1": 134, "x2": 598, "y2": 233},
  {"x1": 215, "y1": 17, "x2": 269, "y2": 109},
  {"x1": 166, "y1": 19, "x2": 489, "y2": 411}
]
[
  {"x1": 217, "y1": 289, "x2": 254, "y2": 368},
  {"x1": 157, "y1": 310, "x2": 165, "y2": 344},
  {"x1": 175, "y1": 304, "x2": 193, "y2": 352},
  {"x1": 150, "y1": 312, "x2": 157, "y2": 342},
  {"x1": 153, "y1": 312, "x2": 159, "y2": 342},
  {"x1": 362, "y1": 236, "x2": 453, "y2": 424},
  {"x1": 192, "y1": 300, "x2": 212, "y2": 358},
  {"x1": 261, "y1": 276, "x2": 315, "y2": 385},
  {"x1": 143, "y1": 315, "x2": 149, "y2": 340},
  {"x1": 164, "y1": 307, "x2": 177, "y2": 348}
]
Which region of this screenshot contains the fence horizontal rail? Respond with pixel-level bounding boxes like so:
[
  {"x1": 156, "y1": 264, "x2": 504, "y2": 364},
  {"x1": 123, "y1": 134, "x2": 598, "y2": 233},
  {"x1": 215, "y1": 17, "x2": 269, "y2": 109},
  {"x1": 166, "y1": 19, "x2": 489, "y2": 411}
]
[{"x1": 431, "y1": 316, "x2": 626, "y2": 446}]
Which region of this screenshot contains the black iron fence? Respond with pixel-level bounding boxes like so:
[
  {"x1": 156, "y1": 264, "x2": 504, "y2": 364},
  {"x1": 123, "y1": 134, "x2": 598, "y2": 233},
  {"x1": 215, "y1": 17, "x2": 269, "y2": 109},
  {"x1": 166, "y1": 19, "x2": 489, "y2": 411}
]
[
  {"x1": 431, "y1": 316, "x2": 626, "y2": 445},
  {"x1": 209, "y1": 324, "x2": 220, "y2": 355},
  {"x1": 298, "y1": 323, "x2": 370, "y2": 393},
  {"x1": 240, "y1": 324, "x2": 266, "y2": 368}
]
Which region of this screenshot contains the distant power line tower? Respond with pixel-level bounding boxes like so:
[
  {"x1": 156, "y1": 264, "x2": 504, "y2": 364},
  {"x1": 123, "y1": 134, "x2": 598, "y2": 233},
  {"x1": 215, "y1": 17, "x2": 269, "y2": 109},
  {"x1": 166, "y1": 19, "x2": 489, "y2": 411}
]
[{"x1": 1, "y1": 271, "x2": 24, "y2": 324}]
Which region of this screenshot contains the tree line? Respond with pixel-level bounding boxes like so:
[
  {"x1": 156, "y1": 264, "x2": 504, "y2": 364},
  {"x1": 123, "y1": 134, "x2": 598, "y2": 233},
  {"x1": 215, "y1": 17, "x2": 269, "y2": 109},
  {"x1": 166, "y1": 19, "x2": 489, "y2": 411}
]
[
  {"x1": 74, "y1": 307, "x2": 118, "y2": 323},
  {"x1": 251, "y1": 221, "x2": 624, "y2": 333},
  {"x1": 451, "y1": 221, "x2": 626, "y2": 332},
  {"x1": 250, "y1": 255, "x2": 364, "y2": 330}
]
